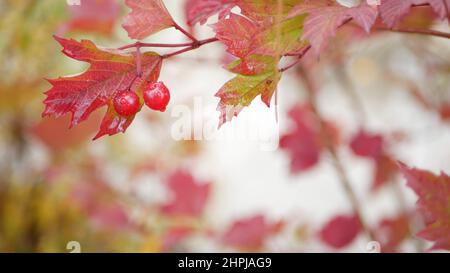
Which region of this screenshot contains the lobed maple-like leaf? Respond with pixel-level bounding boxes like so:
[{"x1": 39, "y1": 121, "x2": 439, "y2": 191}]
[
  {"x1": 289, "y1": 0, "x2": 378, "y2": 54},
  {"x1": 160, "y1": 169, "x2": 211, "y2": 217},
  {"x1": 319, "y1": 214, "x2": 361, "y2": 249},
  {"x1": 122, "y1": 0, "x2": 174, "y2": 40},
  {"x1": 213, "y1": 16, "x2": 288, "y2": 73},
  {"x1": 379, "y1": 0, "x2": 450, "y2": 28},
  {"x1": 185, "y1": 0, "x2": 235, "y2": 26},
  {"x1": 43, "y1": 36, "x2": 162, "y2": 139},
  {"x1": 212, "y1": 13, "x2": 307, "y2": 59},
  {"x1": 399, "y1": 162, "x2": 450, "y2": 250},
  {"x1": 212, "y1": 12, "x2": 307, "y2": 126},
  {"x1": 211, "y1": 13, "x2": 261, "y2": 58},
  {"x1": 215, "y1": 66, "x2": 280, "y2": 126},
  {"x1": 250, "y1": 15, "x2": 307, "y2": 57},
  {"x1": 222, "y1": 215, "x2": 283, "y2": 250},
  {"x1": 216, "y1": 14, "x2": 264, "y2": 57}
]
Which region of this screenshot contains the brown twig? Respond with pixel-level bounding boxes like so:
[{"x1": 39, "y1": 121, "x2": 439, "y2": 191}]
[{"x1": 162, "y1": 38, "x2": 218, "y2": 59}]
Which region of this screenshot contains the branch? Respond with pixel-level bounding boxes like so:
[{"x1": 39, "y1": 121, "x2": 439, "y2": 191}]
[
  {"x1": 279, "y1": 45, "x2": 312, "y2": 72},
  {"x1": 298, "y1": 67, "x2": 375, "y2": 242},
  {"x1": 162, "y1": 38, "x2": 218, "y2": 59},
  {"x1": 376, "y1": 26, "x2": 450, "y2": 39},
  {"x1": 118, "y1": 41, "x2": 195, "y2": 50},
  {"x1": 173, "y1": 21, "x2": 198, "y2": 43},
  {"x1": 279, "y1": 24, "x2": 450, "y2": 73},
  {"x1": 116, "y1": 38, "x2": 219, "y2": 60}
]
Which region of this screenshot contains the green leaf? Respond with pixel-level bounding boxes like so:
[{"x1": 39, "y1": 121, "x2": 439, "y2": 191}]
[{"x1": 216, "y1": 59, "x2": 280, "y2": 126}]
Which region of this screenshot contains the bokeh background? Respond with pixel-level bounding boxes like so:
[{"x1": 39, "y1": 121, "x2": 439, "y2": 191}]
[{"x1": 0, "y1": 0, "x2": 449, "y2": 252}]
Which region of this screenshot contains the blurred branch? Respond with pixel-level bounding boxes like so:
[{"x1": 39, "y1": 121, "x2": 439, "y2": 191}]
[
  {"x1": 298, "y1": 67, "x2": 376, "y2": 242},
  {"x1": 333, "y1": 65, "x2": 426, "y2": 252},
  {"x1": 332, "y1": 64, "x2": 367, "y2": 125},
  {"x1": 376, "y1": 27, "x2": 450, "y2": 39}
]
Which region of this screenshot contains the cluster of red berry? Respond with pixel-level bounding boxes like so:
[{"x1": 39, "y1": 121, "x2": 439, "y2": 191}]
[{"x1": 113, "y1": 82, "x2": 170, "y2": 117}]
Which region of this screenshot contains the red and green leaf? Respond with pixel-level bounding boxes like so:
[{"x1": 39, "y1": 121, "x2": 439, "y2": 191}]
[
  {"x1": 43, "y1": 36, "x2": 162, "y2": 139},
  {"x1": 215, "y1": 62, "x2": 280, "y2": 126}
]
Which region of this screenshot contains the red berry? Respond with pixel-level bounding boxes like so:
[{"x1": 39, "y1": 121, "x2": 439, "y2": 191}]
[
  {"x1": 113, "y1": 90, "x2": 140, "y2": 116},
  {"x1": 143, "y1": 82, "x2": 170, "y2": 112}
]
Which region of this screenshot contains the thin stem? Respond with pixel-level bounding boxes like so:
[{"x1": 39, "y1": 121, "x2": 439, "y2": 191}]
[
  {"x1": 333, "y1": 64, "x2": 367, "y2": 124},
  {"x1": 173, "y1": 21, "x2": 198, "y2": 43},
  {"x1": 135, "y1": 45, "x2": 142, "y2": 77},
  {"x1": 118, "y1": 41, "x2": 195, "y2": 50},
  {"x1": 162, "y1": 38, "x2": 218, "y2": 59},
  {"x1": 279, "y1": 25, "x2": 450, "y2": 73},
  {"x1": 126, "y1": 74, "x2": 140, "y2": 92},
  {"x1": 376, "y1": 26, "x2": 450, "y2": 39},
  {"x1": 279, "y1": 45, "x2": 312, "y2": 72},
  {"x1": 299, "y1": 67, "x2": 375, "y2": 242}
]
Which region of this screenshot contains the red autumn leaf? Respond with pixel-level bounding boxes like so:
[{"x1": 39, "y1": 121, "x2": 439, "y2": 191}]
[
  {"x1": 185, "y1": 0, "x2": 235, "y2": 26},
  {"x1": 350, "y1": 130, "x2": 384, "y2": 159},
  {"x1": 211, "y1": 13, "x2": 261, "y2": 59},
  {"x1": 280, "y1": 105, "x2": 321, "y2": 173},
  {"x1": 65, "y1": 0, "x2": 120, "y2": 36},
  {"x1": 43, "y1": 36, "x2": 162, "y2": 139},
  {"x1": 375, "y1": 214, "x2": 411, "y2": 252},
  {"x1": 350, "y1": 130, "x2": 397, "y2": 191},
  {"x1": 372, "y1": 154, "x2": 398, "y2": 191},
  {"x1": 319, "y1": 215, "x2": 361, "y2": 249},
  {"x1": 280, "y1": 104, "x2": 339, "y2": 173},
  {"x1": 398, "y1": 162, "x2": 450, "y2": 250},
  {"x1": 222, "y1": 215, "x2": 283, "y2": 250},
  {"x1": 212, "y1": 12, "x2": 307, "y2": 60},
  {"x1": 379, "y1": 0, "x2": 450, "y2": 28},
  {"x1": 161, "y1": 170, "x2": 211, "y2": 217},
  {"x1": 122, "y1": 0, "x2": 174, "y2": 40},
  {"x1": 289, "y1": 0, "x2": 378, "y2": 54}
]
